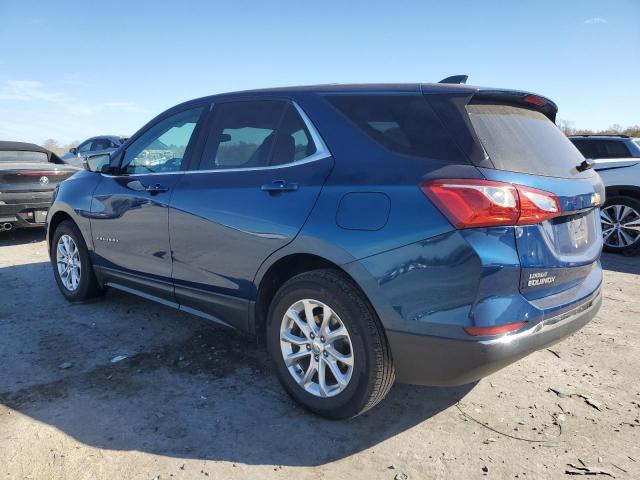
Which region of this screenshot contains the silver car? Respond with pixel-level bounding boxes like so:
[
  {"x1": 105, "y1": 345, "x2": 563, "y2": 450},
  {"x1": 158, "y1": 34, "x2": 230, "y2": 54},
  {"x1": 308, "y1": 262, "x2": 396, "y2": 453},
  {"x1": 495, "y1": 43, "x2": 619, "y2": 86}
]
[
  {"x1": 60, "y1": 135, "x2": 127, "y2": 167},
  {"x1": 570, "y1": 134, "x2": 640, "y2": 254}
]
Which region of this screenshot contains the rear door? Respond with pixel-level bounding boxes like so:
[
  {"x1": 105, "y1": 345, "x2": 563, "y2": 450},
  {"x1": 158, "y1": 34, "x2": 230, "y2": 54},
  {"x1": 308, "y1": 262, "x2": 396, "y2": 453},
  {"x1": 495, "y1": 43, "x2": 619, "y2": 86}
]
[
  {"x1": 464, "y1": 102, "x2": 604, "y2": 300},
  {"x1": 169, "y1": 99, "x2": 333, "y2": 330}
]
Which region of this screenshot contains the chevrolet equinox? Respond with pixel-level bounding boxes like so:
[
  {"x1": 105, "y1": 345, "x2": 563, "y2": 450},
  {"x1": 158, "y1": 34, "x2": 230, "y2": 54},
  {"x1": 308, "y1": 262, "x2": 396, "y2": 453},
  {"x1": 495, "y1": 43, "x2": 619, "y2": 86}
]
[{"x1": 47, "y1": 81, "x2": 604, "y2": 419}]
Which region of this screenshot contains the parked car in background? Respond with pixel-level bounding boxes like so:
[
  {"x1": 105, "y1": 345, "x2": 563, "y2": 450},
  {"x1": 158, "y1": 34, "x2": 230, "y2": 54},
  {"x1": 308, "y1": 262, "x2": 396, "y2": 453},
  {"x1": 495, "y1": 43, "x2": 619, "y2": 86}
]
[
  {"x1": 0, "y1": 141, "x2": 78, "y2": 231},
  {"x1": 569, "y1": 134, "x2": 640, "y2": 254},
  {"x1": 47, "y1": 82, "x2": 603, "y2": 419},
  {"x1": 60, "y1": 136, "x2": 127, "y2": 167}
]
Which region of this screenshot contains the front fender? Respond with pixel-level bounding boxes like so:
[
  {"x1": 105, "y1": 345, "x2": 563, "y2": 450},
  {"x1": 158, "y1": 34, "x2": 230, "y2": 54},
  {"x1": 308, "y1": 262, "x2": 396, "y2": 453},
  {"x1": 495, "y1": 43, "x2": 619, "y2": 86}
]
[{"x1": 46, "y1": 170, "x2": 103, "y2": 253}]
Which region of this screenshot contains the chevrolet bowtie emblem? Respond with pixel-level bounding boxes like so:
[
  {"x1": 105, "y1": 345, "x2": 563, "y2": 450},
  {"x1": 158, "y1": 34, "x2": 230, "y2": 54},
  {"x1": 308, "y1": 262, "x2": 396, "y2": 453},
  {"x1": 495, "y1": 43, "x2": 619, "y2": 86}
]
[{"x1": 591, "y1": 193, "x2": 601, "y2": 206}]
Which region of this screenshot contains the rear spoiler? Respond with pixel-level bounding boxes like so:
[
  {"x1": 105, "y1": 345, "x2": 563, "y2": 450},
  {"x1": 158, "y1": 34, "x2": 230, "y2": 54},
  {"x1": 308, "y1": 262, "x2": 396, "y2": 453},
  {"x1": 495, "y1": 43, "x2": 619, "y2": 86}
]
[{"x1": 470, "y1": 89, "x2": 558, "y2": 122}]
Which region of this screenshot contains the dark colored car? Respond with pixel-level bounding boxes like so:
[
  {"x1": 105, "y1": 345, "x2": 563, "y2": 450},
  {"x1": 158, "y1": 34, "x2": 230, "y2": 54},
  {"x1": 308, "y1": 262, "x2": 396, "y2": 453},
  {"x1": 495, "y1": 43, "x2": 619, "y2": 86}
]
[
  {"x1": 569, "y1": 134, "x2": 640, "y2": 254},
  {"x1": 60, "y1": 136, "x2": 128, "y2": 167},
  {"x1": 47, "y1": 82, "x2": 604, "y2": 419},
  {"x1": 0, "y1": 141, "x2": 78, "y2": 231}
]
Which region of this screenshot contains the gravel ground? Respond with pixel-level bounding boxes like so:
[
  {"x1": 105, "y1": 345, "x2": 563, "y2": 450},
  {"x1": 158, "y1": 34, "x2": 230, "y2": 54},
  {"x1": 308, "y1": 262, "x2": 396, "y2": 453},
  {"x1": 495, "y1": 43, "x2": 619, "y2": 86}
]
[{"x1": 1, "y1": 229, "x2": 639, "y2": 480}]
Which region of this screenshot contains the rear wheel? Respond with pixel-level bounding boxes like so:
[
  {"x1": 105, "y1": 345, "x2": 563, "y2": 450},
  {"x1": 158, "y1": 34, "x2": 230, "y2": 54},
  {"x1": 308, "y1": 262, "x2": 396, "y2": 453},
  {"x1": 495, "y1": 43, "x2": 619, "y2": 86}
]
[
  {"x1": 266, "y1": 269, "x2": 395, "y2": 419},
  {"x1": 51, "y1": 220, "x2": 103, "y2": 301},
  {"x1": 601, "y1": 196, "x2": 640, "y2": 255}
]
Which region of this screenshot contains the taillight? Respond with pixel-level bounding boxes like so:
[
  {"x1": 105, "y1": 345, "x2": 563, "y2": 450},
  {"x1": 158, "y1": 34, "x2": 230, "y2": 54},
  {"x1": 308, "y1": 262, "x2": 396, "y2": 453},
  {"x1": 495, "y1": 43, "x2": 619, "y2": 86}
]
[{"x1": 420, "y1": 179, "x2": 561, "y2": 228}]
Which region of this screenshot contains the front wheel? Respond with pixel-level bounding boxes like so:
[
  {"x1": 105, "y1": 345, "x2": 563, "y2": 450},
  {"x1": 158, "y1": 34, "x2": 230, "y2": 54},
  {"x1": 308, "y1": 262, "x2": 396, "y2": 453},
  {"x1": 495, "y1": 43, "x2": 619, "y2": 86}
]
[
  {"x1": 51, "y1": 220, "x2": 103, "y2": 301},
  {"x1": 601, "y1": 196, "x2": 640, "y2": 255},
  {"x1": 266, "y1": 269, "x2": 395, "y2": 419}
]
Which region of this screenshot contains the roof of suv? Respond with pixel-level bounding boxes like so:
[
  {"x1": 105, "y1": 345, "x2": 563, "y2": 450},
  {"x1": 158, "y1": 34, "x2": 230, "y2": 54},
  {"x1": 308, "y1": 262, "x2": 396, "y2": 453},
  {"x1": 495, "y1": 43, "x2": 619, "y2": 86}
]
[
  {"x1": 569, "y1": 134, "x2": 631, "y2": 139},
  {"x1": 176, "y1": 82, "x2": 558, "y2": 121}
]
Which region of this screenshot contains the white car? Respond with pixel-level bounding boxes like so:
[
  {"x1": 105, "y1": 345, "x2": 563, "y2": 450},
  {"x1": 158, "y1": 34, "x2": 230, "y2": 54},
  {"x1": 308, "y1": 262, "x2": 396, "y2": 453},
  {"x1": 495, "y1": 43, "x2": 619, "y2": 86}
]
[{"x1": 570, "y1": 135, "x2": 640, "y2": 254}]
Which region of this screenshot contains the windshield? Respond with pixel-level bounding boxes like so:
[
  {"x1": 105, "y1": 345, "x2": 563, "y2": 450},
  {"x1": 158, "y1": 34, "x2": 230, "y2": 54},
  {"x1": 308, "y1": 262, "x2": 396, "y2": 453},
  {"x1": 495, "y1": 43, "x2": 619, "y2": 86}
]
[
  {"x1": 467, "y1": 104, "x2": 586, "y2": 178},
  {"x1": 0, "y1": 150, "x2": 48, "y2": 163}
]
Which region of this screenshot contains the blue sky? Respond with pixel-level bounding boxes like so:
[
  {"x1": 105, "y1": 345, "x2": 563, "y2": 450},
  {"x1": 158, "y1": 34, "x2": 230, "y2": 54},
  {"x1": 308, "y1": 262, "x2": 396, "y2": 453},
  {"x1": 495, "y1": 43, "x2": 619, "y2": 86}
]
[{"x1": 0, "y1": 0, "x2": 638, "y2": 144}]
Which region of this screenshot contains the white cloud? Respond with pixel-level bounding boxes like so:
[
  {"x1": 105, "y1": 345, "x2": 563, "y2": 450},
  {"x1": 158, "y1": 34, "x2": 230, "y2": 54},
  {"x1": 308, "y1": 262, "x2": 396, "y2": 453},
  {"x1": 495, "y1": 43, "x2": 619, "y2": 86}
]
[
  {"x1": 0, "y1": 79, "x2": 149, "y2": 143},
  {"x1": 584, "y1": 17, "x2": 608, "y2": 25},
  {"x1": 0, "y1": 79, "x2": 148, "y2": 116},
  {"x1": 0, "y1": 80, "x2": 71, "y2": 103}
]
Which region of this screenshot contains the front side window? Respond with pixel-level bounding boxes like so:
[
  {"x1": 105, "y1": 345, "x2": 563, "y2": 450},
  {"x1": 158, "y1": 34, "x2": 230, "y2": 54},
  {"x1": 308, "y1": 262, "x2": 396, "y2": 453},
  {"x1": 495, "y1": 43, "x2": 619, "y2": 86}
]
[
  {"x1": 122, "y1": 107, "x2": 203, "y2": 174},
  {"x1": 570, "y1": 139, "x2": 598, "y2": 159},
  {"x1": 77, "y1": 141, "x2": 92, "y2": 153}
]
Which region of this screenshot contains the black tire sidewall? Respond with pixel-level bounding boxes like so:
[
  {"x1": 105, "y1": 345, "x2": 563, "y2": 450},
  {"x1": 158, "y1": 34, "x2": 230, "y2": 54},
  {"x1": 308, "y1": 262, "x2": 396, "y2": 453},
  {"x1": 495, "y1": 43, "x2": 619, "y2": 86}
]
[
  {"x1": 51, "y1": 220, "x2": 96, "y2": 301},
  {"x1": 266, "y1": 271, "x2": 381, "y2": 419},
  {"x1": 602, "y1": 196, "x2": 640, "y2": 254}
]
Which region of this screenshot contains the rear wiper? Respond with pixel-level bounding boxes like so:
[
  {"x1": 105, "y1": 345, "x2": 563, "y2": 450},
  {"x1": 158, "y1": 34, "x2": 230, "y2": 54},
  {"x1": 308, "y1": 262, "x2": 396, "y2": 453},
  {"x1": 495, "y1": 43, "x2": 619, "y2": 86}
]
[{"x1": 576, "y1": 160, "x2": 593, "y2": 172}]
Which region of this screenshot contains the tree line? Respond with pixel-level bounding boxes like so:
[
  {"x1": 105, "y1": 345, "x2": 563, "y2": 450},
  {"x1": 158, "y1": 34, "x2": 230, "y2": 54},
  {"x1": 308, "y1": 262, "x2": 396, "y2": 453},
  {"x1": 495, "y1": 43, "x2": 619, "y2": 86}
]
[{"x1": 557, "y1": 120, "x2": 640, "y2": 137}]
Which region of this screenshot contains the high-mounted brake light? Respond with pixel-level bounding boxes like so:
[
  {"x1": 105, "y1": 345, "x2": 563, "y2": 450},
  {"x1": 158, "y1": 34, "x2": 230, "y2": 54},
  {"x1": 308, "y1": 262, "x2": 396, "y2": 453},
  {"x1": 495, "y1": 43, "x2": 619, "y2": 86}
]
[
  {"x1": 523, "y1": 94, "x2": 546, "y2": 107},
  {"x1": 464, "y1": 321, "x2": 526, "y2": 337},
  {"x1": 420, "y1": 179, "x2": 561, "y2": 228}
]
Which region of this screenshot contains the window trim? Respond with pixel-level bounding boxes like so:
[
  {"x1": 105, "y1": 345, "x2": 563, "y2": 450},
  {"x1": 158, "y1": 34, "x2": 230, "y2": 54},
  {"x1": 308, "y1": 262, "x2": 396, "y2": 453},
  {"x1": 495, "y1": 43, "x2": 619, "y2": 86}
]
[
  {"x1": 190, "y1": 100, "x2": 331, "y2": 174},
  {"x1": 106, "y1": 100, "x2": 331, "y2": 177}
]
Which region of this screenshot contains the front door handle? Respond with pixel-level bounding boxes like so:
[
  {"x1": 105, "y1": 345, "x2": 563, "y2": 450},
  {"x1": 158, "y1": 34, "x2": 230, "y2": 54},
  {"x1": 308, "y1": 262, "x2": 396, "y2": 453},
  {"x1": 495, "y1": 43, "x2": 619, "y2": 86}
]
[
  {"x1": 261, "y1": 180, "x2": 299, "y2": 193},
  {"x1": 145, "y1": 183, "x2": 170, "y2": 194}
]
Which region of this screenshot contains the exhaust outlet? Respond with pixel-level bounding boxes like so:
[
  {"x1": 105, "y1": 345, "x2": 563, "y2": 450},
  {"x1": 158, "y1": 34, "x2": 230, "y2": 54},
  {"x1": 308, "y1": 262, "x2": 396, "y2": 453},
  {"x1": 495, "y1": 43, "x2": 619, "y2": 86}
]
[{"x1": 1, "y1": 222, "x2": 13, "y2": 231}]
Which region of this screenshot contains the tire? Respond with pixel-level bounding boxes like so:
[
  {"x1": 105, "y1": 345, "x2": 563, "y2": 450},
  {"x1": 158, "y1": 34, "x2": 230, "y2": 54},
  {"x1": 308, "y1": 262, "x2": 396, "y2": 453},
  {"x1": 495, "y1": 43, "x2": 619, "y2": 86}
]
[
  {"x1": 266, "y1": 269, "x2": 395, "y2": 419},
  {"x1": 601, "y1": 196, "x2": 640, "y2": 255},
  {"x1": 51, "y1": 220, "x2": 103, "y2": 301}
]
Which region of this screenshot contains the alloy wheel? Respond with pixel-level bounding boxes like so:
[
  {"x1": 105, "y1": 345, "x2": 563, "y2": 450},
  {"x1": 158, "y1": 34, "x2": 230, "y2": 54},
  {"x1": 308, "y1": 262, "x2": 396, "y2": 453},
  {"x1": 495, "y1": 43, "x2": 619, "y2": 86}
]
[
  {"x1": 601, "y1": 204, "x2": 640, "y2": 249},
  {"x1": 56, "y1": 234, "x2": 82, "y2": 291},
  {"x1": 279, "y1": 299, "x2": 354, "y2": 398}
]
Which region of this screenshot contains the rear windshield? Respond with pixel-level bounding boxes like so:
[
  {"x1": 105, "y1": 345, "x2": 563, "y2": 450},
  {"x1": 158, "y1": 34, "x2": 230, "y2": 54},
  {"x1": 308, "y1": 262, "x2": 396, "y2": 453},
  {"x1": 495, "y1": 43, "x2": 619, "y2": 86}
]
[
  {"x1": 467, "y1": 104, "x2": 585, "y2": 178},
  {"x1": 326, "y1": 95, "x2": 465, "y2": 163},
  {"x1": 0, "y1": 150, "x2": 48, "y2": 163}
]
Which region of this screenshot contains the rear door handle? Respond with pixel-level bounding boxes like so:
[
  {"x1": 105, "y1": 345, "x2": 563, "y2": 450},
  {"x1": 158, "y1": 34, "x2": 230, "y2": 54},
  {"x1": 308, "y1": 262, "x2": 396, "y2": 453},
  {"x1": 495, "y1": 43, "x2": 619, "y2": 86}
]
[
  {"x1": 261, "y1": 180, "x2": 299, "y2": 193},
  {"x1": 145, "y1": 183, "x2": 170, "y2": 194}
]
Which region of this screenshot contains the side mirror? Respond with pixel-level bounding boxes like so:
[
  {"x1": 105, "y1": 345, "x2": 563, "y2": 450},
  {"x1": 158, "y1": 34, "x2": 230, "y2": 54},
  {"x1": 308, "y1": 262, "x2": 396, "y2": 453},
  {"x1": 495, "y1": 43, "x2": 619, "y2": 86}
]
[
  {"x1": 84, "y1": 153, "x2": 111, "y2": 173},
  {"x1": 69, "y1": 147, "x2": 78, "y2": 155}
]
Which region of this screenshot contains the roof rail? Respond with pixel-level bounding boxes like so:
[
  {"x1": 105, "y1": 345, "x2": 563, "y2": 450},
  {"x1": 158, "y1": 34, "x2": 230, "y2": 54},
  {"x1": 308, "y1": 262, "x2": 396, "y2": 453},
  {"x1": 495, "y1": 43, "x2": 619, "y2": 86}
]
[
  {"x1": 570, "y1": 134, "x2": 630, "y2": 138},
  {"x1": 438, "y1": 75, "x2": 468, "y2": 84}
]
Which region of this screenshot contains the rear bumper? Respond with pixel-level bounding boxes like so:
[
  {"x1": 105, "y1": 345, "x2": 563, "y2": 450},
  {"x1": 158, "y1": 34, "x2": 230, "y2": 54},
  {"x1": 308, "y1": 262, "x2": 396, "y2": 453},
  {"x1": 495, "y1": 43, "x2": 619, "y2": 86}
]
[
  {"x1": 388, "y1": 288, "x2": 601, "y2": 386},
  {"x1": 0, "y1": 191, "x2": 53, "y2": 227}
]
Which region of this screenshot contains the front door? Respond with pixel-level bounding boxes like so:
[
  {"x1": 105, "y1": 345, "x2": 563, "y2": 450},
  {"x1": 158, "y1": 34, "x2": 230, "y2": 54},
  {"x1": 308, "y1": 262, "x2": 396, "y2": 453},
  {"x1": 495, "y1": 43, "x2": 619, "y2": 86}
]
[
  {"x1": 169, "y1": 100, "x2": 333, "y2": 329},
  {"x1": 90, "y1": 106, "x2": 206, "y2": 302}
]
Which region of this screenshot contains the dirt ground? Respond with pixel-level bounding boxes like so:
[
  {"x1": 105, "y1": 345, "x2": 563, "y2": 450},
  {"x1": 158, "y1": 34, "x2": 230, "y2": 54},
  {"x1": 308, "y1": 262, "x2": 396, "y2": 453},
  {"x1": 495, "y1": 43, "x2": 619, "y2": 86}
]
[{"x1": 0, "y1": 229, "x2": 639, "y2": 480}]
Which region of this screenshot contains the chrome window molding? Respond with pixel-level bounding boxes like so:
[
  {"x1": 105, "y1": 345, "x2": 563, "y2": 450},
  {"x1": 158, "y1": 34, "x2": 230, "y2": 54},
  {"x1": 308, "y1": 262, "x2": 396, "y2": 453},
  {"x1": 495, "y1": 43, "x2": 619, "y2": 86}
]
[{"x1": 104, "y1": 101, "x2": 332, "y2": 178}]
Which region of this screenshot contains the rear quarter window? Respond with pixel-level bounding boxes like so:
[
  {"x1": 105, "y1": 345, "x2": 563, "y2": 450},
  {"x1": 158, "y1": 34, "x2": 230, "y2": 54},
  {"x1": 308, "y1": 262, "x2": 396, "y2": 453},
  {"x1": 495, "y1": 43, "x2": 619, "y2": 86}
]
[
  {"x1": 467, "y1": 104, "x2": 586, "y2": 178},
  {"x1": 326, "y1": 95, "x2": 466, "y2": 163}
]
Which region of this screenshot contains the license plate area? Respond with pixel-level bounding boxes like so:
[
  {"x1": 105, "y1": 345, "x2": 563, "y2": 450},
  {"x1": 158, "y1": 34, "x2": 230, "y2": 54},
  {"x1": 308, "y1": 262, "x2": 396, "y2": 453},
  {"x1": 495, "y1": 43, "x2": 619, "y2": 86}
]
[{"x1": 568, "y1": 215, "x2": 588, "y2": 248}]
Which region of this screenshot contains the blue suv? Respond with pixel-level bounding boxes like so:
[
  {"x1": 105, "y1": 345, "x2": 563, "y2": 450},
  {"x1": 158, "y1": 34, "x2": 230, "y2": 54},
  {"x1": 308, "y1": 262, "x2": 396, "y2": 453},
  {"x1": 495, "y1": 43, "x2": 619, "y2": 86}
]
[{"x1": 47, "y1": 82, "x2": 604, "y2": 419}]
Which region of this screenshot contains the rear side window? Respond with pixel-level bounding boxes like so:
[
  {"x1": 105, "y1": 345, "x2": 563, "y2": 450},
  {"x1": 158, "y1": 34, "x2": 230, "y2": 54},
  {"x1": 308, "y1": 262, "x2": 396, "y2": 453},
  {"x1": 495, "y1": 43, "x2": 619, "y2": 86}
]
[
  {"x1": 271, "y1": 105, "x2": 316, "y2": 165},
  {"x1": 201, "y1": 101, "x2": 286, "y2": 170},
  {"x1": 467, "y1": 104, "x2": 586, "y2": 178},
  {"x1": 598, "y1": 140, "x2": 630, "y2": 158},
  {"x1": 199, "y1": 101, "x2": 318, "y2": 170},
  {"x1": 0, "y1": 150, "x2": 48, "y2": 163},
  {"x1": 326, "y1": 95, "x2": 465, "y2": 162}
]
